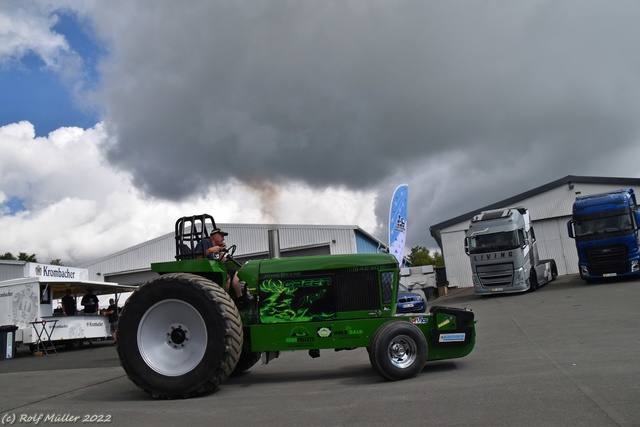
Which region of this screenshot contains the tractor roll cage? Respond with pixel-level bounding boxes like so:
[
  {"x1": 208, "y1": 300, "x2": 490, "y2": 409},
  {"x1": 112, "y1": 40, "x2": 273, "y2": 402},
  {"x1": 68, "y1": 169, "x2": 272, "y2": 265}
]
[{"x1": 174, "y1": 214, "x2": 217, "y2": 260}]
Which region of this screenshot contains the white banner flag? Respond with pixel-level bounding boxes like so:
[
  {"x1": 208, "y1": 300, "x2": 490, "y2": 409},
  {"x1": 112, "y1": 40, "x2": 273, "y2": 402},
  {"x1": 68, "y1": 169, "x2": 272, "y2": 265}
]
[{"x1": 389, "y1": 184, "x2": 408, "y2": 266}]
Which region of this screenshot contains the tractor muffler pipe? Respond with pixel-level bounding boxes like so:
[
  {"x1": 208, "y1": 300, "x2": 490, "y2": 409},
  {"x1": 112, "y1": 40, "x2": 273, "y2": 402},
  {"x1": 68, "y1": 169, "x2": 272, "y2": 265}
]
[{"x1": 268, "y1": 229, "x2": 281, "y2": 259}]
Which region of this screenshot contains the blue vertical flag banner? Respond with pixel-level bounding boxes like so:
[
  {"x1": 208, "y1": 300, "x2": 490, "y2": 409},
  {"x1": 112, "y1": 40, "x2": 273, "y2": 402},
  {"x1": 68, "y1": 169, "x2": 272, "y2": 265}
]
[{"x1": 389, "y1": 184, "x2": 408, "y2": 266}]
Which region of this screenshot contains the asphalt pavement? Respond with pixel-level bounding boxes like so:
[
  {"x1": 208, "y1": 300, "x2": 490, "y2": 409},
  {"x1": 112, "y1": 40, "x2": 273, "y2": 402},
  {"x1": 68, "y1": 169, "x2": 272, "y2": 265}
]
[{"x1": 1, "y1": 273, "x2": 639, "y2": 427}]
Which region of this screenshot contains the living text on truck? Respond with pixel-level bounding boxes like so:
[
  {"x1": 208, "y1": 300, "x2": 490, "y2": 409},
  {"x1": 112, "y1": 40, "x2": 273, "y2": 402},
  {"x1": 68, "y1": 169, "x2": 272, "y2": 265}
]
[{"x1": 465, "y1": 207, "x2": 557, "y2": 295}]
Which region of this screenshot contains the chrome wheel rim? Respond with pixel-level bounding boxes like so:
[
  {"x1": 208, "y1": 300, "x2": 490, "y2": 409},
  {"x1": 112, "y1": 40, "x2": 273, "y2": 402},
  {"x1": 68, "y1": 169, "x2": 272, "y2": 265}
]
[{"x1": 387, "y1": 334, "x2": 418, "y2": 369}]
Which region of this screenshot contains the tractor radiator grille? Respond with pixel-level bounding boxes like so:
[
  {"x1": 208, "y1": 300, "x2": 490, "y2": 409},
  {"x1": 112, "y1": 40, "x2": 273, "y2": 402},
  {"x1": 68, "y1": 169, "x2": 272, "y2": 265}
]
[
  {"x1": 335, "y1": 271, "x2": 381, "y2": 312},
  {"x1": 380, "y1": 271, "x2": 394, "y2": 304}
]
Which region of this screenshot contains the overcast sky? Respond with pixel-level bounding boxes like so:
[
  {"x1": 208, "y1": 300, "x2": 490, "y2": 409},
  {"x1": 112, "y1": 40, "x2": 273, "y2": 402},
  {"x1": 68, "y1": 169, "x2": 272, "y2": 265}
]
[{"x1": 2, "y1": 0, "x2": 640, "y2": 266}]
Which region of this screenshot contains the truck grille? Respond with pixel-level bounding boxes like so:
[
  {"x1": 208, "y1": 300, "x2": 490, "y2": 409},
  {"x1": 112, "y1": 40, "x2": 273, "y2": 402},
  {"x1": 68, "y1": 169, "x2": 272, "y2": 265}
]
[
  {"x1": 476, "y1": 263, "x2": 514, "y2": 287},
  {"x1": 586, "y1": 245, "x2": 628, "y2": 275}
]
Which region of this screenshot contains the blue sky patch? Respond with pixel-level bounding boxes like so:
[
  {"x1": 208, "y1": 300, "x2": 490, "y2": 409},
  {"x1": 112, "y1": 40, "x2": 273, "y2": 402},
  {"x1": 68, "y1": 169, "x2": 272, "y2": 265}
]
[
  {"x1": 0, "y1": 9, "x2": 103, "y2": 136},
  {"x1": 1, "y1": 196, "x2": 27, "y2": 215}
]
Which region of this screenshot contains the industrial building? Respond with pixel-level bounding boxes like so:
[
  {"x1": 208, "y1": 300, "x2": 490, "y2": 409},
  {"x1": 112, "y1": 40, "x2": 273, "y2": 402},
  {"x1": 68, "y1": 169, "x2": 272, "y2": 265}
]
[
  {"x1": 76, "y1": 222, "x2": 392, "y2": 286},
  {"x1": 430, "y1": 175, "x2": 640, "y2": 288},
  {"x1": 72, "y1": 175, "x2": 640, "y2": 292}
]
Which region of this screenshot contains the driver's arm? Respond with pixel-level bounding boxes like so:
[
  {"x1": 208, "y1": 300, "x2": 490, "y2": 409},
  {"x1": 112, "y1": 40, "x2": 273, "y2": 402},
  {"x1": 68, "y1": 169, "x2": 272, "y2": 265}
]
[{"x1": 204, "y1": 244, "x2": 226, "y2": 259}]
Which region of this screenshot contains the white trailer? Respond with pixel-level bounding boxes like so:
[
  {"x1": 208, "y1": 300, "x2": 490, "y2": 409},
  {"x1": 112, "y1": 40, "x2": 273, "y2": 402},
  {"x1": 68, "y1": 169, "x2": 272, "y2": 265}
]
[
  {"x1": 464, "y1": 207, "x2": 558, "y2": 295},
  {"x1": 0, "y1": 263, "x2": 136, "y2": 350}
]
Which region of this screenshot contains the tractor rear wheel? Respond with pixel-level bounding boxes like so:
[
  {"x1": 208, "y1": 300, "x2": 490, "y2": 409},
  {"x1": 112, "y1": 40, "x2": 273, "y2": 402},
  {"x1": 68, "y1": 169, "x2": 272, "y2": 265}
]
[
  {"x1": 117, "y1": 273, "x2": 242, "y2": 399},
  {"x1": 369, "y1": 321, "x2": 427, "y2": 381}
]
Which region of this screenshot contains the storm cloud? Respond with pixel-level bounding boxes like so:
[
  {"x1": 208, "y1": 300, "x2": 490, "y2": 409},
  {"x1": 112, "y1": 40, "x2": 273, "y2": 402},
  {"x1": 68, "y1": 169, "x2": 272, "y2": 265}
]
[{"x1": 5, "y1": 0, "x2": 640, "y2": 260}]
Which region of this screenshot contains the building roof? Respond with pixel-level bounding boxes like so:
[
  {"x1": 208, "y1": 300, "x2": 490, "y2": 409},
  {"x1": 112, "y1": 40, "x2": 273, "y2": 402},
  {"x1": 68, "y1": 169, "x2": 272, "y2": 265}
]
[
  {"x1": 429, "y1": 175, "x2": 640, "y2": 249},
  {"x1": 0, "y1": 260, "x2": 25, "y2": 266}
]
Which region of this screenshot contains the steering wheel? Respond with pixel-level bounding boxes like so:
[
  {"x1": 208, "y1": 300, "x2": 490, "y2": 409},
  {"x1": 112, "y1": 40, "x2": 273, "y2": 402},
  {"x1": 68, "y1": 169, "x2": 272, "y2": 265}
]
[
  {"x1": 221, "y1": 244, "x2": 242, "y2": 268},
  {"x1": 222, "y1": 244, "x2": 236, "y2": 258}
]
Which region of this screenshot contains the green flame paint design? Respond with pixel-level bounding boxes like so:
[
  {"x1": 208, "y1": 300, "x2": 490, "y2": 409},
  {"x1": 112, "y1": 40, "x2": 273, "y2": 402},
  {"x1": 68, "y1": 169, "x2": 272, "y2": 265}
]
[{"x1": 259, "y1": 278, "x2": 336, "y2": 323}]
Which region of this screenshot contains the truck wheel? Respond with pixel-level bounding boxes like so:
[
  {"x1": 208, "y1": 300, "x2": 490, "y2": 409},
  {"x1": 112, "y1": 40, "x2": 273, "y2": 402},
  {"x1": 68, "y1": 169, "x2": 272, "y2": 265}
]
[
  {"x1": 550, "y1": 261, "x2": 558, "y2": 281},
  {"x1": 117, "y1": 273, "x2": 242, "y2": 399},
  {"x1": 528, "y1": 270, "x2": 538, "y2": 292},
  {"x1": 369, "y1": 321, "x2": 427, "y2": 381},
  {"x1": 231, "y1": 351, "x2": 262, "y2": 376}
]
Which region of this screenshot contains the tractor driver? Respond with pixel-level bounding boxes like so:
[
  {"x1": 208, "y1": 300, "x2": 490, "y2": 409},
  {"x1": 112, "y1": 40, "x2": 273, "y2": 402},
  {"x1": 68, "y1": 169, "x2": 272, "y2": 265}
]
[{"x1": 195, "y1": 228, "x2": 250, "y2": 308}]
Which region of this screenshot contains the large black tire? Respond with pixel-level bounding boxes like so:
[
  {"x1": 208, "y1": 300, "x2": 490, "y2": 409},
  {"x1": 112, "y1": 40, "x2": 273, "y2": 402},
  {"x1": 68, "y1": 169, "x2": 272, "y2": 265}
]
[
  {"x1": 550, "y1": 261, "x2": 558, "y2": 281},
  {"x1": 117, "y1": 273, "x2": 243, "y2": 399},
  {"x1": 230, "y1": 351, "x2": 262, "y2": 376},
  {"x1": 368, "y1": 321, "x2": 428, "y2": 381}
]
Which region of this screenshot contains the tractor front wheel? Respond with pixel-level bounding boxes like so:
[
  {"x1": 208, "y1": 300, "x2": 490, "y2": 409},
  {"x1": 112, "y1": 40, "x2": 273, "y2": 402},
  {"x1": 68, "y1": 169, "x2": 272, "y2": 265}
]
[
  {"x1": 117, "y1": 273, "x2": 242, "y2": 399},
  {"x1": 369, "y1": 321, "x2": 427, "y2": 381}
]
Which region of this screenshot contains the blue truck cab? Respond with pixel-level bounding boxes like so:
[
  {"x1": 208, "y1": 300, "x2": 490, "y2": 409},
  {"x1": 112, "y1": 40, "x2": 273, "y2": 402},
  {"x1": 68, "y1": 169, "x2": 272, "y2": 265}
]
[{"x1": 567, "y1": 188, "x2": 640, "y2": 281}]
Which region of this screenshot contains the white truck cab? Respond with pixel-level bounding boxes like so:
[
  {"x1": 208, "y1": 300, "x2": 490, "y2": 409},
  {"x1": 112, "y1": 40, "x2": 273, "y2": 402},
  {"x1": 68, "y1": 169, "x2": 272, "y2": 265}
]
[{"x1": 464, "y1": 207, "x2": 557, "y2": 295}]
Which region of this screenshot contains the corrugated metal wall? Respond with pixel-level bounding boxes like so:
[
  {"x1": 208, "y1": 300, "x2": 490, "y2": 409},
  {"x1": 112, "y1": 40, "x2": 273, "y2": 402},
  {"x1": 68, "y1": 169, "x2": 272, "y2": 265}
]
[
  {"x1": 80, "y1": 234, "x2": 175, "y2": 280},
  {"x1": 441, "y1": 228, "x2": 472, "y2": 288},
  {"x1": 440, "y1": 182, "x2": 638, "y2": 288},
  {"x1": 218, "y1": 224, "x2": 356, "y2": 257},
  {"x1": 356, "y1": 231, "x2": 385, "y2": 253},
  {"x1": 0, "y1": 261, "x2": 25, "y2": 281},
  {"x1": 78, "y1": 223, "x2": 362, "y2": 283}
]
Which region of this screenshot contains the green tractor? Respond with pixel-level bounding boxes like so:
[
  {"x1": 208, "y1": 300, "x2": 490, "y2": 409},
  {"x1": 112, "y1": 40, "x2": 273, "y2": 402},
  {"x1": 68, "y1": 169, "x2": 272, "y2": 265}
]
[{"x1": 117, "y1": 214, "x2": 476, "y2": 399}]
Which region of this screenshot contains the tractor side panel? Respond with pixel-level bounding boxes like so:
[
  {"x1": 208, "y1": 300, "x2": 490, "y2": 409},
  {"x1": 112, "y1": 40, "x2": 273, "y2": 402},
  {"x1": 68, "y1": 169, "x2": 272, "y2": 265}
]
[
  {"x1": 249, "y1": 318, "x2": 390, "y2": 351},
  {"x1": 259, "y1": 273, "x2": 337, "y2": 323},
  {"x1": 258, "y1": 269, "x2": 394, "y2": 323},
  {"x1": 248, "y1": 310, "x2": 475, "y2": 357},
  {"x1": 424, "y1": 306, "x2": 476, "y2": 361}
]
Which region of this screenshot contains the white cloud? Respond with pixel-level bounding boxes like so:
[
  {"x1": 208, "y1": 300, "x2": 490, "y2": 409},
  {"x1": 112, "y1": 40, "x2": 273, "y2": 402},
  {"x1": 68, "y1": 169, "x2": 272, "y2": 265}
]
[
  {"x1": 0, "y1": 2, "x2": 71, "y2": 70},
  {"x1": 0, "y1": 121, "x2": 378, "y2": 265}
]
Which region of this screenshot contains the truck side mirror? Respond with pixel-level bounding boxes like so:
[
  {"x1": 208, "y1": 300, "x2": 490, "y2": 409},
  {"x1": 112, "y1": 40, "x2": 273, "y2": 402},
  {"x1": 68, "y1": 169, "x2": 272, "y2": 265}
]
[
  {"x1": 567, "y1": 220, "x2": 575, "y2": 239},
  {"x1": 464, "y1": 238, "x2": 469, "y2": 255},
  {"x1": 635, "y1": 211, "x2": 640, "y2": 229}
]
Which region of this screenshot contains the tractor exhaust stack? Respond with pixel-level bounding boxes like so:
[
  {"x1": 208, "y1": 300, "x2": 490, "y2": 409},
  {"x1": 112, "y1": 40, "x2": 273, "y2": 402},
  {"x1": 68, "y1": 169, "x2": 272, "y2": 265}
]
[{"x1": 268, "y1": 229, "x2": 281, "y2": 259}]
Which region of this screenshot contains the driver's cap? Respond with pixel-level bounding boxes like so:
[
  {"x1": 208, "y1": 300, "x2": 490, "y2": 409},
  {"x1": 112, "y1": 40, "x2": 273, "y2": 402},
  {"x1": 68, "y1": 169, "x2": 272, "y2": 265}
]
[{"x1": 210, "y1": 228, "x2": 228, "y2": 236}]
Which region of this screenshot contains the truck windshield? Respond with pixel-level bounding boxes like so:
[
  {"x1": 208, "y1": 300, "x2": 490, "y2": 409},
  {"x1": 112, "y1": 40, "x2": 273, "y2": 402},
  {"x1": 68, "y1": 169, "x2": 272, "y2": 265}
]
[
  {"x1": 468, "y1": 231, "x2": 519, "y2": 253},
  {"x1": 574, "y1": 214, "x2": 634, "y2": 238}
]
